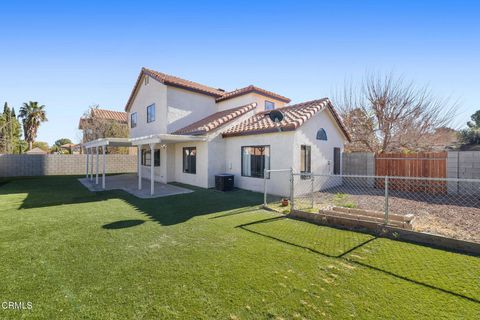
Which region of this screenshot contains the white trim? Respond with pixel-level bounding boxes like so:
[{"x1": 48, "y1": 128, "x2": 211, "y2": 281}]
[
  {"x1": 138, "y1": 145, "x2": 143, "y2": 190},
  {"x1": 129, "y1": 134, "x2": 207, "y2": 146},
  {"x1": 95, "y1": 146, "x2": 99, "y2": 184},
  {"x1": 150, "y1": 143, "x2": 155, "y2": 195},
  {"x1": 82, "y1": 138, "x2": 131, "y2": 149},
  {"x1": 102, "y1": 146, "x2": 106, "y2": 189}
]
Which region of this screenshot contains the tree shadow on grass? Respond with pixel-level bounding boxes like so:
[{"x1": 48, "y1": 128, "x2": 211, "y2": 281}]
[
  {"x1": 237, "y1": 216, "x2": 480, "y2": 305},
  {"x1": 102, "y1": 219, "x2": 146, "y2": 229},
  {"x1": 10, "y1": 176, "x2": 264, "y2": 227}
]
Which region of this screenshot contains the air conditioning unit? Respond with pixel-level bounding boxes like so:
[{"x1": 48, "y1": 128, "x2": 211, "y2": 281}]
[{"x1": 215, "y1": 174, "x2": 234, "y2": 191}]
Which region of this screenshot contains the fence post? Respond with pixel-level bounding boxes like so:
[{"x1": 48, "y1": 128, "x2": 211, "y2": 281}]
[
  {"x1": 290, "y1": 168, "x2": 294, "y2": 213},
  {"x1": 384, "y1": 176, "x2": 389, "y2": 225},
  {"x1": 263, "y1": 168, "x2": 267, "y2": 208},
  {"x1": 310, "y1": 174, "x2": 315, "y2": 209}
]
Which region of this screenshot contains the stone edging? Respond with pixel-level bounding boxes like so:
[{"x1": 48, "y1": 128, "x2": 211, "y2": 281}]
[{"x1": 289, "y1": 210, "x2": 480, "y2": 256}]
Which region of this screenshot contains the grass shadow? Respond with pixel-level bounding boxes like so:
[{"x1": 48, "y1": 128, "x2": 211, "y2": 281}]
[{"x1": 7, "y1": 176, "x2": 263, "y2": 227}]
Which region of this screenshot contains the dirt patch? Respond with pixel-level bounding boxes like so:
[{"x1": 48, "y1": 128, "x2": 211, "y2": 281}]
[{"x1": 297, "y1": 189, "x2": 480, "y2": 243}]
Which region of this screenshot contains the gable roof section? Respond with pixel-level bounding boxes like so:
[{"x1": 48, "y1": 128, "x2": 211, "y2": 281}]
[
  {"x1": 222, "y1": 98, "x2": 351, "y2": 141},
  {"x1": 79, "y1": 108, "x2": 128, "y2": 129},
  {"x1": 124, "y1": 68, "x2": 291, "y2": 111},
  {"x1": 125, "y1": 68, "x2": 225, "y2": 111},
  {"x1": 173, "y1": 103, "x2": 257, "y2": 135},
  {"x1": 215, "y1": 85, "x2": 291, "y2": 103}
]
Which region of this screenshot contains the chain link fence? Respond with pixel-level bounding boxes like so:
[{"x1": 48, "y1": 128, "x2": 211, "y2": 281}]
[
  {"x1": 263, "y1": 169, "x2": 293, "y2": 214},
  {"x1": 264, "y1": 170, "x2": 480, "y2": 243}
]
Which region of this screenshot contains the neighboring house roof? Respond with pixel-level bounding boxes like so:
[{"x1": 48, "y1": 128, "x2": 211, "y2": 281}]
[
  {"x1": 78, "y1": 108, "x2": 128, "y2": 129},
  {"x1": 215, "y1": 85, "x2": 291, "y2": 103},
  {"x1": 60, "y1": 143, "x2": 79, "y2": 149},
  {"x1": 124, "y1": 68, "x2": 291, "y2": 111},
  {"x1": 91, "y1": 109, "x2": 128, "y2": 123},
  {"x1": 222, "y1": 98, "x2": 351, "y2": 141},
  {"x1": 26, "y1": 147, "x2": 48, "y2": 154},
  {"x1": 173, "y1": 103, "x2": 257, "y2": 135}
]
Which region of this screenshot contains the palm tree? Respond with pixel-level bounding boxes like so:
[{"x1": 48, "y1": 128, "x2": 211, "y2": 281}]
[{"x1": 19, "y1": 101, "x2": 47, "y2": 150}]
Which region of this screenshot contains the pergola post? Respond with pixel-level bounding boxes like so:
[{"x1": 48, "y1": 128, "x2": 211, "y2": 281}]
[
  {"x1": 90, "y1": 148, "x2": 94, "y2": 180},
  {"x1": 95, "y1": 146, "x2": 99, "y2": 185},
  {"x1": 85, "y1": 147, "x2": 89, "y2": 179},
  {"x1": 102, "y1": 146, "x2": 106, "y2": 189},
  {"x1": 138, "y1": 144, "x2": 143, "y2": 190},
  {"x1": 150, "y1": 143, "x2": 155, "y2": 196}
]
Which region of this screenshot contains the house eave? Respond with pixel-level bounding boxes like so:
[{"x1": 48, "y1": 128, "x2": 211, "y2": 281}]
[{"x1": 129, "y1": 134, "x2": 207, "y2": 146}]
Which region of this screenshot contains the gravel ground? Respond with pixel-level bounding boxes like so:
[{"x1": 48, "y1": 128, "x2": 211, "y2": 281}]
[{"x1": 296, "y1": 188, "x2": 480, "y2": 243}]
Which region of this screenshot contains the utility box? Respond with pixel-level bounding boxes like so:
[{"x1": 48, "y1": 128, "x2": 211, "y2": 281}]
[{"x1": 215, "y1": 174, "x2": 234, "y2": 191}]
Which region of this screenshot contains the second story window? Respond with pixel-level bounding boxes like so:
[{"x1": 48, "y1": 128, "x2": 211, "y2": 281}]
[
  {"x1": 265, "y1": 101, "x2": 275, "y2": 111},
  {"x1": 130, "y1": 112, "x2": 137, "y2": 128},
  {"x1": 147, "y1": 104, "x2": 155, "y2": 123}
]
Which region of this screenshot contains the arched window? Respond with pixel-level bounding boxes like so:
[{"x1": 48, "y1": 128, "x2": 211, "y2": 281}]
[{"x1": 316, "y1": 128, "x2": 327, "y2": 141}]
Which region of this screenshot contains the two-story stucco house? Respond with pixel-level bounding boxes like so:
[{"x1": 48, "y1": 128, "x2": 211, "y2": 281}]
[{"x1": 83, "y1": 67, "x2": 350, "y2": 196}]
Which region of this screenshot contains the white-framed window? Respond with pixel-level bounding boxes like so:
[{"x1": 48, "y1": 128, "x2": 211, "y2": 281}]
[
  {"x1": 147, "y1": 104, "x2": 155, "y2": 123},
  {"x1": 265, "y1": 101, "x2": 275, "y2": 111},
  {"x1": 316, "y1": 128, "x2": 327, "y2": 140},
  {"x1": 183, "y1": 147, "x2": 197, "y2": 174},
  {"x1": 130, "y1": 112, "x2": 137, "y2": 128},
  {"x1": 241, "y1": 146, "x2": 270, "y2": 178},
  {"x1": 300, "y1": 145, "x2": 311, "y2": 174}
]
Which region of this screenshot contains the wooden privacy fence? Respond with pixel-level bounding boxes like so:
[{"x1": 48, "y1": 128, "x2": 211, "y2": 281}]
[{"x1": 375, "y1": 152, "x2": 447, "y2": 194}]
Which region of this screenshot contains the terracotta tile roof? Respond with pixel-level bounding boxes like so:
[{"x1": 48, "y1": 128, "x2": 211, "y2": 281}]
[
  {"x1": 215, "y1": 85, "x2": 291, "y2": 103},
  {"x1": 91, "y1": 108, "x2": 128, "y2": 123},
  {"x1": 124, "y1": 68, "x2": 291, "y2": 111},
  {"x1": 173, "y1": 103, "x2": 257, "y2": 135},
  {"x1": 222, "y1": 98, "x2": 351, "y2": 141},
  {"x1": 125, "y1": 68, "x2": 225, "y2": 111},
  {"x1": 143, "y1": 68, "x2": 225, "y2": 97},
  {"x1": 78, "y1": 108, "x2": 127, "y2": 129}
]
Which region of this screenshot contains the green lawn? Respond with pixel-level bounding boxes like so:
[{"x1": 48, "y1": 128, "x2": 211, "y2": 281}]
[{"x1": 0, "y1": 176, "x2": 479, "y2": 319}]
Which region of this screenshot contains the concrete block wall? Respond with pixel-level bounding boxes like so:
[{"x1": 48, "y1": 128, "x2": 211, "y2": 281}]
[
  {"x1": 0, "y1": 154, "x2": 137, "y2": 177},
  {"x1": 342, "y1": 152, "x2": 375, "y2": 176},
  {"x1": 447, "y1": 151, "x2": 480, "y2": 194},
  {"x1": 342, "y1": 152, "x2": 375, "y2": 187}
]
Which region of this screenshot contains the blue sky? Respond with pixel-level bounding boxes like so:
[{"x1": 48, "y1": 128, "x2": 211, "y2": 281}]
[{"x1": 1, "y1": 0, "x2": 479, "y2": 144}]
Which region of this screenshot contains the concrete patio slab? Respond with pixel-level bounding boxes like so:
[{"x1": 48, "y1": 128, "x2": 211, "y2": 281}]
[{"x1": 78, "y1": 174, "x2": 193, "y2": 198}]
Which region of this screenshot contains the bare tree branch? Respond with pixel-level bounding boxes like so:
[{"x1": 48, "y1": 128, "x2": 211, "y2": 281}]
[{"x1": 334, "y1": 73, "x2": 458, "y2": 153}]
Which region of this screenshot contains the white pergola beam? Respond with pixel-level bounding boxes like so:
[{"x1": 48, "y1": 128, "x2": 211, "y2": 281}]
[
  {"x1": 150, "y1": 143, "x2": 155, "y2": 196},
  {"x1": 85, "y1": 148, "x2": 89, "y2": 179},
  {"x1": 90, "y1": 148, "x2": 94, "y2": 180},
  {"x1": 102, "y1": 146, "x2": 106, "y2": 189},
  {"x1": 95, "y1": 146, "x2": 99, "y2": 185},
  {"x1": 138, "y1": 144, "x2": 142, "y2": 190}
]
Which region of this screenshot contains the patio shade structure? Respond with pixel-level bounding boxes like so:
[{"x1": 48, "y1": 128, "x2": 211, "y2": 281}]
[
  {"x1": 83, "y1": 134, "x2": 206, "y2": 195},
  {"x1": 82, "y1": 138, "x2": 132, "y2": 190},
  {"x1": 129, "y1": 134, "x2": 207, "y2": 195}
]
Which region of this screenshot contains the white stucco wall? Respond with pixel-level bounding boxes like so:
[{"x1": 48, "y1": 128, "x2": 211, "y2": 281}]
[
  {"x1": 293, "y1": 109, "x2": 346, "y2": 175},
  {"x1": 128, "y1": 75, "x2": 168, "y2": 138},
  {"x1": 166, "y1": 87, "x2": 217, "y2": 133},
  {"x1": 173, "y1": 141, "x2": 209, "y2": 188},
  {"x1": 217, "y1": 93, "x2": 287, "y2": 113},
  {"x1": 207, "y1": 135, "x2": 226, "y2": 188},
  {"x1": 138, "y1": 144, "x2": 168, "y2": 183},
  {"x1": 223, "y1": 132, "x2": 295, "y2": 196}
]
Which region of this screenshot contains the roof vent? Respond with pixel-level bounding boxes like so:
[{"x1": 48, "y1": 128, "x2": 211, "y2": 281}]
[{"x1": 217, "y1": 88, "x2": 225, "y2": 92}]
